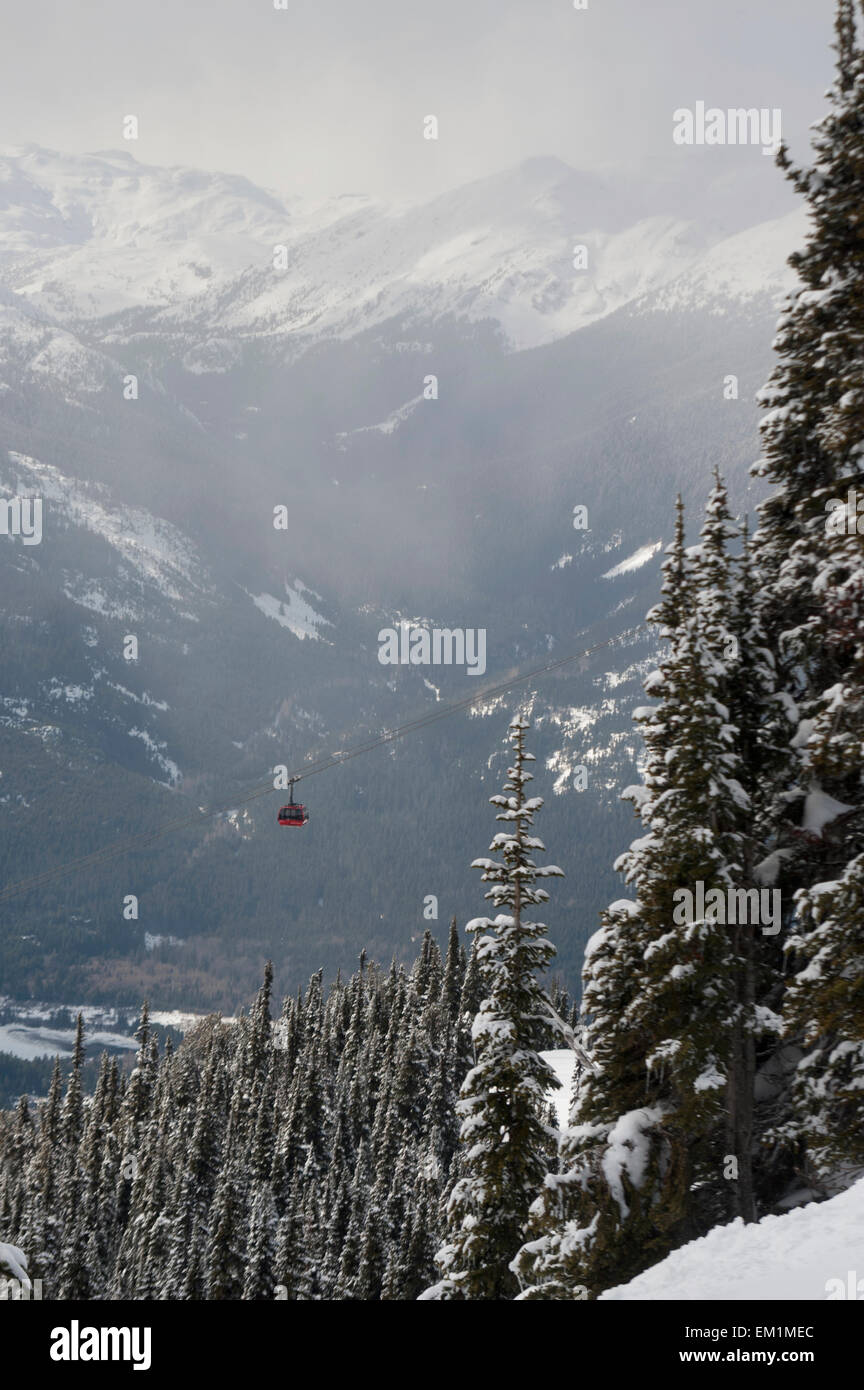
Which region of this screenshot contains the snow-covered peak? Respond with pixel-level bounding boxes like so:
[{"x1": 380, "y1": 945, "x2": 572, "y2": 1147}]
[
  {"x1": 0, "y1": 144, "x2": 289, "y2": 253},
  {"x1": 633, "y1": 207, "x2": 808, "y2": 317},
  {"x1": 0, "y1": 145, "x2": 295, "y2": 321},
  {"x1": 0, "y1": 146, "x2": 805, "y2": 353}
]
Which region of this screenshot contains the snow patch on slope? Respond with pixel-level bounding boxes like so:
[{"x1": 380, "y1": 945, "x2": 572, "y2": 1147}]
[
  {"x1": 602, "y1": 541, "x2": 662, "y2": 579},
  {"x1": 335, "y1": 394, "x2": 424, "y2": 446},
  {"x1": 249, "y1": 583, "x2": 331, "y2": 640},
  {"x1": 3, "y1": 450, "x2": 207, "y2": 608},
  {"x1": 128, "y1": 727, "x2": 181, "y2": 787}
]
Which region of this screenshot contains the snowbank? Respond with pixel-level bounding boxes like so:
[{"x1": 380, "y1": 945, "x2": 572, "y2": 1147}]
[
  {"x1": 601, "y1": 1177, "x2": 864, "y2": 1300},
  {"x1": 0, "y1": 1241, "x2": 29, "y2": 1286}
]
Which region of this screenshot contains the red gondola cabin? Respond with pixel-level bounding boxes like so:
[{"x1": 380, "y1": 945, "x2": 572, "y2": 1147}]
[{"x1": 278, "y1": 802, "x2": 309, "y2": 827}]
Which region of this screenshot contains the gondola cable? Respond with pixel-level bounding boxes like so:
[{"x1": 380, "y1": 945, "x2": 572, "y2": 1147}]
[{"x1": 0, "y1": 621, "x2": 647, "y2": 904}]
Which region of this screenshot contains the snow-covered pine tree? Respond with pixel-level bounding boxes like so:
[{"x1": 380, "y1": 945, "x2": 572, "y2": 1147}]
[
  {"x1": 752, "y1": 0, "x2": 864, "y2": 1186},
  {"x1": 0, "y1": 932, "x2": 474, "y2": 1300},
  {"x1": 721, "y1": 518, "x2": 801, "y2": 1217},
  {"x1": 421, "y1": 715, "x2": 563, "y2": 1300},
  {"x1": 205, "y1": 1142, "x2": 248, "y2": 1299},
  {"x1": 515, "y1": 489, "x2": 760, "y2": 1297},
  {"x1": 696, "y1": 475, "x2": 803, "y2": 1222},
  {"x1": 782, "y1": 858, "x2": 864, "y2": 1182},
  {"x1": 243, "y1": 1183, "x2": 278, "y2": 1300},
  {"x1": 0, "y1": 1097, "x2": 32, "y2": 1242}
]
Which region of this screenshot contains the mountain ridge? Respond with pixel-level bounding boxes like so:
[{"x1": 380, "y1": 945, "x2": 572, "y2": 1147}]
[{"x1": 0, "y1": 146, "x2": 803, "y2": 357}]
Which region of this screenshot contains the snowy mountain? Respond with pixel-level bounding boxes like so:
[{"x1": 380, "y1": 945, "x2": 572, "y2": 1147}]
[
  {"x1": 633, "y1": 207, "x2": 808, "y2": 318},
  {"x1": 0, "y1": 144, "x2": 805, "y2": 1007},
  {"x1": 0, "y1": 147, "x2": 804, "y2": 362}
]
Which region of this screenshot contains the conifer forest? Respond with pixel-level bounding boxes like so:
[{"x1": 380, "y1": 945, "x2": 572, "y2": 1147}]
[{"x1": 1, "y1": 0, "x2": 863, "y2": 1334}]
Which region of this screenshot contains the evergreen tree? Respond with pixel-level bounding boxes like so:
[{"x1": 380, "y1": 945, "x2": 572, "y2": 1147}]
[
  {"x1": 423, "y1": 715, "x2": 563, "y2": 1300},
  {"x1": 781, "y1": 856, "x2": 864, "y2": 1181},
  {"x1": 243, "y1": 1184, "x2": 278, "y2": 1300},
  {"x1": 752, "y1": 0, "x2": 864, "y2": 1183},
  {"x1": 515, "y1": 491, "x2": 759, "y2": 1297}
]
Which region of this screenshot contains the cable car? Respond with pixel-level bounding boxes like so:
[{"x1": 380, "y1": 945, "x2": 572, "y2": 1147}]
[{"x1": 277, "y1": 780, "x2": 308, "y2": 827}]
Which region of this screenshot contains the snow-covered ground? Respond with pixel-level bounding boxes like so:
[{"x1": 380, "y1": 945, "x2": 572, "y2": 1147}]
[
  {"x1": 601, "y1": 1177, "x2": 864, "y2": 1300},
  {"x1": 0, "y1": 997, "x2": 210, "y2": 1062},
  {"x1": 0, "y1": 997, "x2": 236, "y2": 1063},
  {"x1": 541, "y1": 1048, "x2": 863, "y2": 1301},
  {"x1": 0, "y1": 1022, "x2": 137, "y2": 1061}
]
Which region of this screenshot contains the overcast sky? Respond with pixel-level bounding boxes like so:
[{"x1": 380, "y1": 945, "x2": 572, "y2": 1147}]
[{"x1": 0, "y1": 0, "x2": 837, "y2": 204}]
